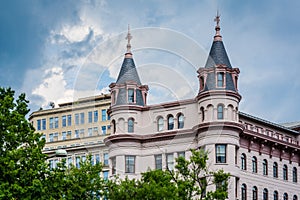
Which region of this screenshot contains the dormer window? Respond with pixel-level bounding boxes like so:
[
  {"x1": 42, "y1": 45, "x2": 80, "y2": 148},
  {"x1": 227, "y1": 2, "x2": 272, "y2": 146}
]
[
  {"x1": 128, "y1": 89, "x2": 134, "y2": 103},
  {"x1": 200, "y1": 76, "x2": 205, "y2": 91},
  {"x1": 217, "y1": 72, "x2": 224, "y2": 87}
]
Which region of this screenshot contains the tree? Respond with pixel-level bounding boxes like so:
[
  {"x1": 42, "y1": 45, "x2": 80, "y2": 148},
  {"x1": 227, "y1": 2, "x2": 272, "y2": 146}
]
[
  {"x1": 106, "y1": 149, "x2": 230, "y2": 200},
  {"x1": 0, "y1": 87, "x2": 106, "y2": 199},
  {"x1": 0, "y1": 87, "x2": 48, "y2": 199},
  {"x1": 44, "y1": 156, "x2": 105, "y2": 200}
]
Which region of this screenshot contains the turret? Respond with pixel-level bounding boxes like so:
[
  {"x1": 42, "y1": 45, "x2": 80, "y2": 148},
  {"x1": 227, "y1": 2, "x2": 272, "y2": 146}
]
[
  {"x1": 108, "y1": 26, "x2": 149, "y2": 134},
  {"x1": 197, "y1": 14, "x2": 241, "y2": 123}
]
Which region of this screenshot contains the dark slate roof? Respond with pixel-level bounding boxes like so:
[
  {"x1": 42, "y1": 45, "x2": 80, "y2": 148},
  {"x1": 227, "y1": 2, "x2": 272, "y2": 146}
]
[
  {"x1": 204, "y1": 41, "x2": 232, "y2": 69},
  {"x1": 116, "y1": 57, "x2": 141, "y2": 85}
]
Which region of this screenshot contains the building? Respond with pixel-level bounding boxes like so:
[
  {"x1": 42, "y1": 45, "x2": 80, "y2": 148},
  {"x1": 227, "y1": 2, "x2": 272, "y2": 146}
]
[
  {"x1": 105, "y1": 15, "x2": 300, "y2": 200},
  {"x1": 29, "y1": 94, "x2": 111, "y2": 178}
]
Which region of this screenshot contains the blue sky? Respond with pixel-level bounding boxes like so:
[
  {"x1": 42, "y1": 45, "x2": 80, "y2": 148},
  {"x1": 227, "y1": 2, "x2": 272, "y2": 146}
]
[{"x1": 0, "y1": 0, "x2": 299, "y2": 124}]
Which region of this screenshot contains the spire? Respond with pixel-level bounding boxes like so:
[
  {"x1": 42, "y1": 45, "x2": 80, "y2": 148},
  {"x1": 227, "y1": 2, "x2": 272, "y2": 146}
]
[
  {"x1": 125, "y1": 24, "x2": 132, "y2": 58},
  {"x1": 204, "y1": 13, "x2": 232, "y2": 69},
  {"x1": 214, "y1": 11, "x2": 222, "y2": 41}
]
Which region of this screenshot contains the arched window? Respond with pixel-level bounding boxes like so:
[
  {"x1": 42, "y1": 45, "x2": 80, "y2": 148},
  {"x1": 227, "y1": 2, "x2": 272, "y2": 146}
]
[
  {"x1": 293, "y1": 167, "x2": 297, "y2": 183},
  {"x1": 167, "y1": 115, "x2": 174, "y2": 130},
  {"x1": 112, "y1": 119, "x2": 116, "y2": 134},
  {"x1": 241, "y1": 184, "x2": 247, "y2": 200},
  {"x1": 293, "y1": 195, "x2": 298, "y2": 200},
  {"x1": 241, "y1": 153, "x2": 247, "y2": 170},
  {"x1": 252, "y1": 156, "x2": 257, "y2": 173},
  {"x1": 283, "y1": 164, "x2": 288, "y2": 180},
  {"x1": 273, "y1": 191, "x2": 278, "y2": 200},
  {"x1": 283, "y1": 193, "x2": 288, "y2": 200},
  {"x1": 217, "y1": 104, "x2": 224, "y2": 120},
  {"x1": 128, "y1": 118, "x2": 134, "y2": 133},
  {"x1": 200, "y1": 107, "x2": 205, "y2": 122},
  {"x1": 273, "y1": 162, "x2": 278, "y2": 178},
  {"x1": 263, "y1": 159, "x2": 268, "y2": 175},
  {"x1": 263, "y1": 188, "x2": 268, "y2": 200},
  {"x1": 177, "y1": 113, "x2": 184, "y2": 129},
  {"x1": 157, "y1": 117, "x2": 164, "y2": 131},
  {"x1": 252, "y1": 186, "x2": 258, "y2": 200}
]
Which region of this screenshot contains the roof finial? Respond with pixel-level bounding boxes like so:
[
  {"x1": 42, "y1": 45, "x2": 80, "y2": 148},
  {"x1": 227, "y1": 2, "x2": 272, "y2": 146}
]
[
  {"x1": 214, "y1": 11, "x2": 222, "y2": 41},
  {"x1": 125, "y1": 24, "x2": 132, "y2": 56}
]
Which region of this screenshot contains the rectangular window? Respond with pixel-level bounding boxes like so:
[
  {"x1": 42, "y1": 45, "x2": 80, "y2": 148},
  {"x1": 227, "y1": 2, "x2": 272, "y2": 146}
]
[
  {"x1": 42, "y1": 118, "x2": 46, "y2": 130},
  {"x1": 94, "y1": 110, "x2": 98, "y2": 122},
  {"x1": 93, "y1": 127, "x2": 98, "y2": 135},
  {"x1": 80, "y1": 112, "x2": 84, "y2": 124},
  {"x1": 49, "y1": 117, "x2": 54, "y2": 129},
  {"x1": 67, "y1": 131, "x2": 72, "y2": 139},
  {"x1": 128, "y1": 89, "x2": 134, "y2": 103},
  {"x1": 95, "y1": 154, "x2": 100, "y2": 164},
  {"x1": 82, "y1": 155, "x2": 86, "y2": 162},
  {"x1": 62, "y1": 131, "x2": 66, "y2": 140},
  {"x1": 76, "y1": 156, "x2": 80, "y2": 168},
  {"x1": 80, "y1": 129, "x2": 84, "y2": 137},
  {"x1": 217, "y1": 72, "x2": 224, "y2": 87},
  {"x1": 108, "y1": 114, "x2": 111, "y2": 120},
  {"x1": 90, "y1": 155, "x2": 95, "y2": 165},
  {"x1": 88, "y1": 128, "x2": 93, "y2": 137},
  {"x1": 53, "y1": 132, "x2": 58, "y2": 141},
  {"x1": 103, "y1": 171, "x2": 109, "y2": 180},
  {"x1": 102, "y1": 126, "x2": 107, "y2": 135},
  {"x1": 75, "y1": 129, "x2": 79, "y2": 138},
  {"x1": 62, "y1": 115, "x2": 66, "y2": 127},
  {"x1": 155, "y1": 154, "x2": 162, "y2": 170},
  {"x1": 54, "y1": 117, "x2": 59, "y2": 128},
  {"x1": 37, "y1": 119, "x2": 41, "y2": 130},
  {"x1": 104, "y1": 153, "x2": 109, "y2": 166},
  {"x1": 216, "y1": 144, "x2": 226, "y2": 163},
  {"x1": 67, "y1": 114, "x2": 72, "y2": 126},
  {"x1": 166, "y1": 153, "x2": 174, "y2": 170},
  {"x1": 75, "y1": 113, "x2": 79, "y2": 125},
  {"x1": 49, "y1": 133, "x2": 54, "y2": 142},
  {"x1": 111, "y1": 157, "x2": 116, "y2": 175},
  {"x1": 88, "y1": 111, "x2": 92, "y2": 123},
  {"x1": 107, "y1": 125, "x2": 111, "y2": 130},
  {"x1": 68, "y1": 157, "x2": 73, "y2": 167},
  {"x1": 178, "y1": 151, "x2": 185, "y2": 158},
  {"x1": 101, "y1": 109, "x2": 106, "y2": 121},
  {"x1": 41, "y1": 134, "x2": 46, "y2": 140},
  {"x1": 125, "y1": 155, "x2": 135, "y2": 173}
]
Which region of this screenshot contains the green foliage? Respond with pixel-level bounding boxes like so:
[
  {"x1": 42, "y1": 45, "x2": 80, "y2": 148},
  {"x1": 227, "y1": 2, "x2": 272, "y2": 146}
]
[
  {"x1": 106, "y1": 149, "x2": 230, "y2": 200},
  {"x1": 0, "y1": 87, "x2": 48, "y2": 199},
  {"x1": 0, "y1": 87, "x2": 106, "y2": 200},
  {"x1": 44, "y1": 156, "x2": 105, "y2": 200}
]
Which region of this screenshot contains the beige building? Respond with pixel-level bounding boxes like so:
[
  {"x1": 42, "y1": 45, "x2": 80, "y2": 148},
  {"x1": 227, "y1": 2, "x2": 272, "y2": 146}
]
[
  {"x1": 29, "y1": 94, "x2": 111, "y2": 178},
  {"x1": 105, "y1": 15, "x2": 300, "y2": 200},
  {"x1": 29, "y1": 16, "x2": 300, "y2": 200}
]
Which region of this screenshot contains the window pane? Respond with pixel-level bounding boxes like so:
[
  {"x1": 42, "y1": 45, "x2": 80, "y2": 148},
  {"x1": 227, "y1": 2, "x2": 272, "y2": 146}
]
[
  {"x1": 158, "y1": 117, "x2": 164, "y2": 131},
  {"x1": 167, "y1": 153, "x2": 174, "y2": 170},
  {"x1": 101, "y1": 109, "x2": 106, "y2": 121},
  {"x1": 62, "y1": 115, "x2": 66, "y2": 127},
  {"x1": 217, "y1": 105, "x2": 224, "y2": 119},
  {"x1": 128, "y1": 89, "x2": 134, "y2": 103},
  {"x1": 217, "y1": 72, "x2": 224, "y2": 87},
  {"x1": 80, "y1": 112, "x2": 84, "y2": 124},
  {"x1": 216, "y1": 144, "x2": 226, "y2": 163},
  {"x1": 67, "y1": 114, "x2": 72, "y2": 126},
  {"x1": 88, "y1": 111, "x2": 92, "y2": 123},
  {"x1": 168, "y1": 116, "x2": 174, "y2": 130},
  {"x1": 104, "y1": 153, "x2": 109, "y2": 166},
  {"x1": 155, "y1": 154, "x2": 162, "y2": 170},
  {"x1": 75, "y1": 113, "x2": 79, "y2": 125},
  {"x1": 128, "y1": 118, "x2": 134, "y2": 133},
  {"x1": 94, "y1": 111, "x2": 98, "y2": 122},
  {"x1": 125, "y1": 155, "x2": 135, "y2": 173},
  {"x1": 102, "y1": 126, "x2": 107, "y2": 135},
  {"x1": 178, "y1": 114, "x2": 184, "y2": 129}
]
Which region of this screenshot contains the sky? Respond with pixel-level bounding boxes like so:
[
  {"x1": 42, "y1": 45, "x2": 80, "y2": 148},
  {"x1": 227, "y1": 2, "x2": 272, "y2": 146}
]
[{"x1": 0, "y1": 0, "x2": 299, "y2": 124}]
